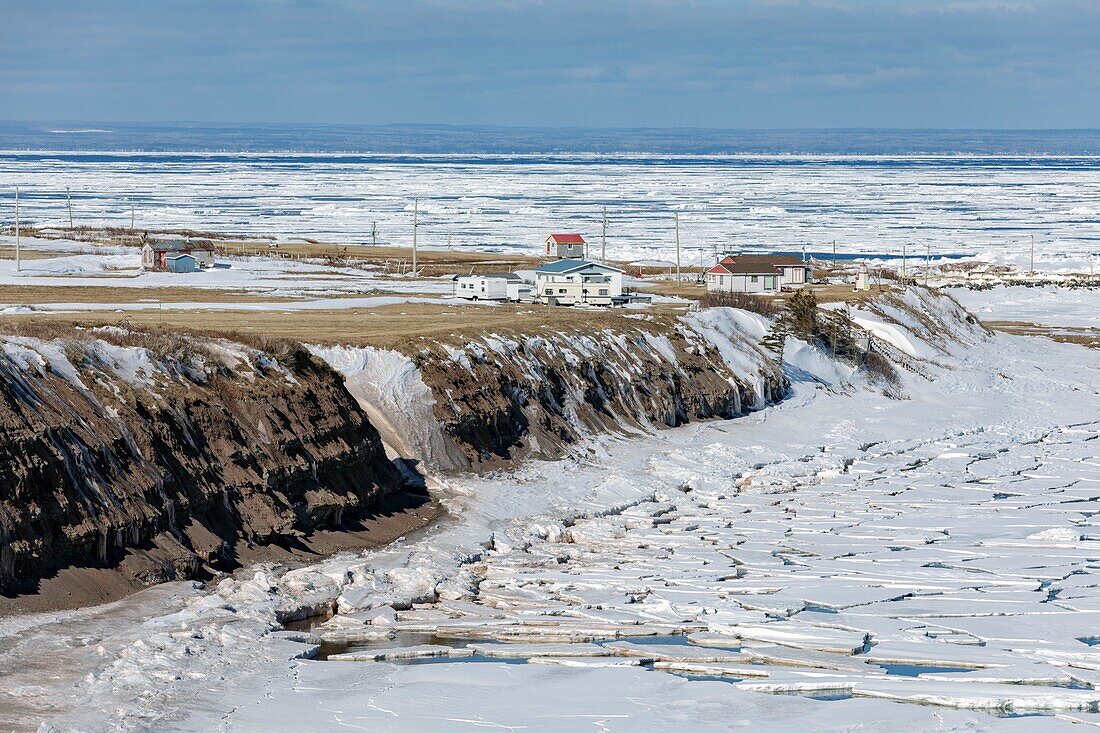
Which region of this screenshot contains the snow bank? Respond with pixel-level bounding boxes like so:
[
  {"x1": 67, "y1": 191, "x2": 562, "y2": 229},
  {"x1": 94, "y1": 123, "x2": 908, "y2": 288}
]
[
  {"x1": 949, "y1": 285, "x2": 1100, "y2": 329},
  {"x1": 681, "y1": 307, "x2": 777, "y2": 408},
  {"x1": 783, "y1": 337, "x2": 858, "y2": 387},
  {"x1": 307, "y1": 344, "x2": 470, "y2": 473}
]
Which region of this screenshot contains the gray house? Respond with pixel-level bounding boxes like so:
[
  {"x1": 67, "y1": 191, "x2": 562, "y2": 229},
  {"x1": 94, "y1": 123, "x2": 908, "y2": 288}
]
[{"x1": 544, "y1": 233, "x2": 586, "y2": 259}]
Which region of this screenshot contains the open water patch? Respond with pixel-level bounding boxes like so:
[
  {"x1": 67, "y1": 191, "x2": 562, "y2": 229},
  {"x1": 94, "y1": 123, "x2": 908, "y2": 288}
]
[{"x1": 878, "y1": 663, "x2": 976, "y2": 676}]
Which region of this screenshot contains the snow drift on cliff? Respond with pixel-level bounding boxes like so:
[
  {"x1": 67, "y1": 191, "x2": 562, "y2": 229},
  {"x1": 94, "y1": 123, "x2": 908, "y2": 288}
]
[{"x1": 307, "y1": 344, "x2": 471, "y2": 474}]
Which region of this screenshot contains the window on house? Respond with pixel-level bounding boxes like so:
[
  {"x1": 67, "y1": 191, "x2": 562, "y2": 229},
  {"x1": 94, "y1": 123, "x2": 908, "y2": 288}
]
[
  {"x1": 558, "y1": 288, "x2": 567, "y2": 294},
  {"x1": 544, "y1": 288, "x2": 553, "y2": 295},
  {"x1": 599, "y1": 289, "x2": 608, "y2": 296},
  {"x1": 751, "y1": 276, "x2": 758, "y2": 283}
]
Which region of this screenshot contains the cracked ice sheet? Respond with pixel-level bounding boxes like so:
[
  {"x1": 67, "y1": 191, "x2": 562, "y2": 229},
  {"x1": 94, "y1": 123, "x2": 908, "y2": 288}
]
[
  {"x1": 5, "y1": 309, "x2": 1100, "y2": 731},
  {"x1": 225, "y1": 661, "x2": 1075, "y2": 733}
]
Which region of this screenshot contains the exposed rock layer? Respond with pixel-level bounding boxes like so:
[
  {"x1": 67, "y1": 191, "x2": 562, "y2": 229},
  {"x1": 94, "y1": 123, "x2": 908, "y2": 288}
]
[
  {"x1": 1, "y1": 313, "x2": 788, "y2": 596},
  {"x1": 0, "y1": 336, "x2": 399, "y2": 594},
  {"x1": 411, "y1": 322, "x2": 787, "y2": 466}
]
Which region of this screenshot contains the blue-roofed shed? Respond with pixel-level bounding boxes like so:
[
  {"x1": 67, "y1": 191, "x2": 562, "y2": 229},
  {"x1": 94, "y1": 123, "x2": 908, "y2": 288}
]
[{"x1": 165, "y1": 253, "x2": 198, "y2": 273}]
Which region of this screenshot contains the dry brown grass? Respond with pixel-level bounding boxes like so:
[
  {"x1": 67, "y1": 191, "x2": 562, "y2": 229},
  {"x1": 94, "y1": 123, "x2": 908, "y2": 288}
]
[
  {"x1": 639, "y1": 281, "x2": 895, "y2": 308},
  {"x1": 3, "y1": 301, "x2": 690, "y2": 354},
  {"x1": 0, "y1": 284, "x2": 302, "y2": 304},
  {"x1": 211, "y1": 242, "x2": 547, "y2": 277},
  {"x1": 792, "y1": 283, "x2": 893, "y2": 306},
  {"x1": 986, "y1": 321, "x2": 1099, "y2": 350},
  {"x1": 636, "y1": 279, "x2": 708, "y2": 300},
  {"x1": 699, "y1": 291, "x2": 782, "y2": 317},
  {"x1": 0, "y1": 247, "x2": 61, "y2": 262}
]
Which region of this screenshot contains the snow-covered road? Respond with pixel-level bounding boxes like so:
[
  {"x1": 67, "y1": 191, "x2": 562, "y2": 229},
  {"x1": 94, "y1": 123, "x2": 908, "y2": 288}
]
[{"x1": 2, "y1": 294, "x2": 1098, "y2": 732}]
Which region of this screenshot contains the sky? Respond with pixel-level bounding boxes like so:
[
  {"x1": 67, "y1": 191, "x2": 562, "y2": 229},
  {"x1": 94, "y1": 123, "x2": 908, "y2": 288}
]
[{"x1": 1, "y1": 0, "x2": 1097, "y2": 128}]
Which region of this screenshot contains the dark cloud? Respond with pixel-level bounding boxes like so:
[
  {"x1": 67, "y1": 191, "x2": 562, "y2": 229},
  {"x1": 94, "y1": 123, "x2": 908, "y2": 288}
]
[{"x1": 0, "y1": 0, "x2": 1095, "y2": 126}]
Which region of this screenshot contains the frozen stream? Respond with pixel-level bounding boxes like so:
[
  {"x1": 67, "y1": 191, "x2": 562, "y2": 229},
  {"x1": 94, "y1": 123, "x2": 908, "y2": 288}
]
[{"x1": 1, "y1": 295, "x2": 1099, "y2": 732}]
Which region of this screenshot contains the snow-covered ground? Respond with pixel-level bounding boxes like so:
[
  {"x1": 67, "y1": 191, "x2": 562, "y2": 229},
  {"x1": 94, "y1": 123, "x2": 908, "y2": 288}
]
[
  {"x1": 1, "y1": 291, "x2": 1098, "y2": 732},
  {"x1": 0, "y1": 235, "x2": 458, "y2": 312},
  {"x1": 949, "y1": 285, "x2": 1100, "y2": 329},
  {"x1": 3, "y1": 153, "x2": 1099, "y2": 269}
]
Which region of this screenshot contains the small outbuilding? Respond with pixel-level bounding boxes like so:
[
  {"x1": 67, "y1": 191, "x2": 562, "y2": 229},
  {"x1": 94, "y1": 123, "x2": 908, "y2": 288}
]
[
  {"x1": 164, "y1": 253, "x2": 198, "y2": 273},
  {"x1": 534, "y1": 258, "x2": 623, "y2": 306},
  {"x1": 142, "y1": 238, "x2": 216, "y2": 271},
  {"x1": 453, "y1": 273, "x2": 530, "y2": 301},
  {"x1": 545, "y1": 233, "x2": 586, "y2": 259}
]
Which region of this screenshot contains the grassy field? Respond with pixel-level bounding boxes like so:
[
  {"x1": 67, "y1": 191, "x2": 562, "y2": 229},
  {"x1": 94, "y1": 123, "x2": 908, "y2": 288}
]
[
  {"x1": 4, "y1": 301, "x2": 693, "y2": 353},
  {"x1": 211, "y1": 241, "x2": 545, "y2": 277},
  {"x1": 0, "y1": 284, "x2": 307, "y2": 304},
  {"x1": 1, "y1": 227, "x2": 909, "y2": 351},
  {"x1": 0, "y1": 246, "x2": 63, "y2": 262}
]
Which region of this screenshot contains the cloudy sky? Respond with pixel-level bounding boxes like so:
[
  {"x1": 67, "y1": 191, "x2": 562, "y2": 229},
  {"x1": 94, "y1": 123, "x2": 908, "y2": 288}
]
[{"x1": 1, "y1": 0, "x2": 1096, "y2": 127}]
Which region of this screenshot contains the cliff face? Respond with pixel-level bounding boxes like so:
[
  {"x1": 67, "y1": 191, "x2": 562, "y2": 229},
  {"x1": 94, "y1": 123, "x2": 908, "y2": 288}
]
[
  {"x1": 0, "y1": 333, "x2": 399, "y2": 595},
  {"x1": 2, "y1": 308, "x2": 788, "y2": 598},
  {"x1": 409, "y1": 315, "x2": 788, "y2": 466}
]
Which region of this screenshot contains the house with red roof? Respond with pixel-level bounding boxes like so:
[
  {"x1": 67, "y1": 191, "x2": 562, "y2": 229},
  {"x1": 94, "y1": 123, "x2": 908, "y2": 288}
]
[
  {"x1": 545, "y1": 233, "x2": 586, "y2": 259},
  {"x1": 705, "y1": 255, "x2": 812, "y2": 294}
]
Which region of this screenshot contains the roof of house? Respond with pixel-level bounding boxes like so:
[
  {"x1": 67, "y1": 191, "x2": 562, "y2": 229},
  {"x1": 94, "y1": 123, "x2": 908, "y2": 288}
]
[
  {"x1": 145, "y1": 239, "x2": 214, "y2": 252},
  {"x1": 547, "y1": 233, "x2": 586, "y2": 244},
  {"x1": 165, "y1": 253, "x2": 197, "y2": 261},
  {"x1": 721, "y1": 254, "x2": 807, "y2": 267},
  {"x1": 453, "y1": 273, "x2": 521, "y2": 280},
  {"x1": 535, "y1": 258, "x2": 623, "y2": 275},
  {"x1": 708, "y1": 255, "x2": 810, "y2": 275}
]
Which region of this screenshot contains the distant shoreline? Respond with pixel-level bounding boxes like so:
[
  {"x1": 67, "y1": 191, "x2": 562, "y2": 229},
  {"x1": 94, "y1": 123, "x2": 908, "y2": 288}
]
[{"x1": 2, "y1": 122, "x2": 1100, "y2": 155}]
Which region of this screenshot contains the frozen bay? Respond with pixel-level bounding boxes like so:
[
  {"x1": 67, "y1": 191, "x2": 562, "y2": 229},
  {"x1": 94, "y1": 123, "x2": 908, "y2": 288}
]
[{"x1": 3, "y1": 152, "x2": 1099, "y2": 268}]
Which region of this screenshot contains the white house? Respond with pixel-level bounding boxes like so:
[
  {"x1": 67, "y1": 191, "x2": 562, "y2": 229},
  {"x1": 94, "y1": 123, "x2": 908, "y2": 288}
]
[
  {"x1": 534, "y1": 259, "x2": 623, "y2": 306},
  {"x1": 704, "y1": 255, "x2": 812, "y2": 294},
  {"x1": 452, "y1": 273, "x2": 530, "y2": 301}
]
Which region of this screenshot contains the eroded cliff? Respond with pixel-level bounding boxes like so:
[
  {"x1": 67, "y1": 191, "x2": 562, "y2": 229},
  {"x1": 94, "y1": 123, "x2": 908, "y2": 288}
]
[{"x1": 0, "y1": 329, "x2": 400, "y2": 595}]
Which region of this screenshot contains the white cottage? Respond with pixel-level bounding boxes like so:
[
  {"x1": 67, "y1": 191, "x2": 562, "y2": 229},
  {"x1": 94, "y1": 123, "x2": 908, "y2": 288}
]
[
  {"x1": 534, "y1": 259, "x2": 623, "y2": 306},
  {"x1": 705, "y1": 255, "x2": 812, "y2": 294}
]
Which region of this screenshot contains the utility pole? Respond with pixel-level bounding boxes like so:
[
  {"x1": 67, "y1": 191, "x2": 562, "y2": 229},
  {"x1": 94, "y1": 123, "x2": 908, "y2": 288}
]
[
  {"x1": 14, "y1": 186, "x2": 20, "y2": 272},
  {"x1": 902, "y1": 241, "x2": 907, "y2": 280},
  {"x1": 66, "y1": 186, "x2": 74, "y2": 229},
  {"x1": 925, "y1": 241, "x2": 930, "y2": 287},
  {"x1": 130, "y1": 199, "x2": 135, "y2": 230},
  {"x1": 411, "y1": 198, "x2": 418, "y2": 274},
  {"x1": 372, "y1": 221, "x2": 377, "y2": 246},
  {"x1": 674, "y1": 211, "x2": 681, "y2": 282},
  {"x1": 832, "y1": 239, "x2": 836, "y2": 268},
  {"x1": 601, "y1": 206, "x2": 607, "y2": 262},
  {"x1": 1030, "y1": 234, "x2": 1035, "y2": 275}
]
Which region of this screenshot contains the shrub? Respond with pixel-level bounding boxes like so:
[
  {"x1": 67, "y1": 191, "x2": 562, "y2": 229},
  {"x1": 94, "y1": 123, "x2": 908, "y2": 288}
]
[
  {"x1": 699, "y1": 291, "x2": 781, "y2": 318},
  {"x1": 861, "y1": 350, "x2": 900, "y2": 387}
]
